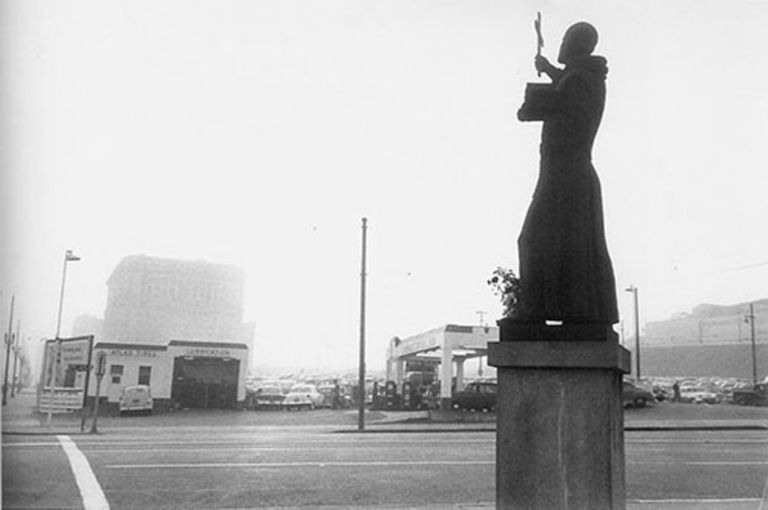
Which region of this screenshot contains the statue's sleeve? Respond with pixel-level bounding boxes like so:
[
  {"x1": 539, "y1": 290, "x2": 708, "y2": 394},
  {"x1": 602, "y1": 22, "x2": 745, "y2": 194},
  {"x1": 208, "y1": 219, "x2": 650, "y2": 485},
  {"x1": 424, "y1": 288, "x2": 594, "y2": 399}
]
[
  {"x1": 517, "y1": 83, "x2": 562, "y2": 122},
  {"x1": 518, "y1": 73, "x2": 595, "y2": 128}
]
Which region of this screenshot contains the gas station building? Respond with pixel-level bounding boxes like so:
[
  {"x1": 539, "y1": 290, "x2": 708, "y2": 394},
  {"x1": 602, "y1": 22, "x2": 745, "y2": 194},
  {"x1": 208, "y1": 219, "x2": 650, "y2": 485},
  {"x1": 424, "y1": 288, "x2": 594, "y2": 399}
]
[
  {"x1": 87, "y1": 340, "x2": 249, "y2": 413},
  {"x1": 386, "y1": 324, "x2": 499, "y2": 408}
]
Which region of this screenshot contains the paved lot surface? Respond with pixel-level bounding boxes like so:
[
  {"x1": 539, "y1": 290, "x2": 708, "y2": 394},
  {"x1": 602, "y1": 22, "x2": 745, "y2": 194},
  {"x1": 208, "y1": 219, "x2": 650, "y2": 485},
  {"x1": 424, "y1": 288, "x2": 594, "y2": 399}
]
[
  {"x1": 4, "y1": 390, "x2": 768, "y2": 509},
  {"x1": 5, "y1": 389, "x2": 768, "y2": 434},
  {"x1": 4, "y1": 428, "x2": 767, "y2": 509}
]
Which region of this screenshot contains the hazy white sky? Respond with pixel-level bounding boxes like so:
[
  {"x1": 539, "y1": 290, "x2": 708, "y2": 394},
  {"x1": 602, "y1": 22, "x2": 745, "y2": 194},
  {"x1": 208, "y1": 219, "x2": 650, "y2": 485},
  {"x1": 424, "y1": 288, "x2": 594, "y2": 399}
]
[{"x1": 2, "y1": 0, "x2": 767, "y2": 371}]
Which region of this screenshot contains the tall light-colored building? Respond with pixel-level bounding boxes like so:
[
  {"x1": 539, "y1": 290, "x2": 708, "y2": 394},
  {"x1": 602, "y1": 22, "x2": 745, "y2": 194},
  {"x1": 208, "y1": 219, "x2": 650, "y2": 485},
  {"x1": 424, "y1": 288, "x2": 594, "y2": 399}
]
[{"x1": 102, "y1": 255, "x2": 253, "y2": 351}]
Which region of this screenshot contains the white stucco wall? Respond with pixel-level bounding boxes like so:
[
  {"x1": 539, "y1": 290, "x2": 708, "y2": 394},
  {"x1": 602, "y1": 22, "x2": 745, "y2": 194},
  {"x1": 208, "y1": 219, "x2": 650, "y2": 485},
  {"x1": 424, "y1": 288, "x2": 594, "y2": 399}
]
[{"x1": 88, "y1": 341, "x2": 249, "y2": 404}]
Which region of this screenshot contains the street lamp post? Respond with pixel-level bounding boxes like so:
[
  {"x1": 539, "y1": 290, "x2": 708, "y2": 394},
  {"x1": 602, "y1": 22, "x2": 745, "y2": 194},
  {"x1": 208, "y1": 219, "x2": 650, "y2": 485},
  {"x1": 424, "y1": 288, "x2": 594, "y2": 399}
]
[
  {"x1": 46, "y1": 249, "x2": 81, "y2": 426},
  {"x1": 625, "y1": 285, "x2": 640, "y2": 380}
]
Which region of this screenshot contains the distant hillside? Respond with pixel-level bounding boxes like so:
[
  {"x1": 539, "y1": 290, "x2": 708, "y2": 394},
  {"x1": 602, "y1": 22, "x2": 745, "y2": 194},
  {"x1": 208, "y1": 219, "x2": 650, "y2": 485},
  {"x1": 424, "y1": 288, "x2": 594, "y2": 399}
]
[{"x1": 629, "y1": 342, "x2": 767, "y2": 379}]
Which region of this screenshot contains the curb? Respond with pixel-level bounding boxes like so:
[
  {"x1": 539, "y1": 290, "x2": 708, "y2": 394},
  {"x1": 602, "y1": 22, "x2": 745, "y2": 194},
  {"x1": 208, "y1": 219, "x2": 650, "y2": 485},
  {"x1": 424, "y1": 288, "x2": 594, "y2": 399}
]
[
  {"x1": 331, "y1": 420, "x2": 768, "y2": 434},
  {"x1": 5, "y1": 423, "x2": 766, "y2": 436}
]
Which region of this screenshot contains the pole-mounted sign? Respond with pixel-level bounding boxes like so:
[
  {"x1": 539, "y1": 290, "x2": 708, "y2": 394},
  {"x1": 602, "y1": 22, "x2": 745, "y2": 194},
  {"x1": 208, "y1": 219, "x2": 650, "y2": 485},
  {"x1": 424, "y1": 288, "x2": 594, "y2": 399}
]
[
  {"x1": 90, "y1": 351, "x2": 107, "y2": 434},
  {"x1": 96, "y1": 351, "x2": 107, "y2": 378}
]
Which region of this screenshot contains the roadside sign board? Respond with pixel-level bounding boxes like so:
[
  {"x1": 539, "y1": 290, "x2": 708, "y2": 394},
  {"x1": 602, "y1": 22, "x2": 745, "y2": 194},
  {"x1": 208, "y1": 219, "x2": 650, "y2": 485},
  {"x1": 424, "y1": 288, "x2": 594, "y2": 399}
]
[
  {"x1": 43, "y1": 336, "x2": 92, "y2": 388},
  {"x1": 39, "y1": 335, "x2": 94, "y2": 414}
]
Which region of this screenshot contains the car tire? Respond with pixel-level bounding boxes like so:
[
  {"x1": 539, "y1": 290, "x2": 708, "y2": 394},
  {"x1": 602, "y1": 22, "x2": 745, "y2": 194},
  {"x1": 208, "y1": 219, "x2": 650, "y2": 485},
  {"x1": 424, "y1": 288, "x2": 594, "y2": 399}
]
[{"x1": 634, "y1": 397, "x2": 646, "y2": 408}]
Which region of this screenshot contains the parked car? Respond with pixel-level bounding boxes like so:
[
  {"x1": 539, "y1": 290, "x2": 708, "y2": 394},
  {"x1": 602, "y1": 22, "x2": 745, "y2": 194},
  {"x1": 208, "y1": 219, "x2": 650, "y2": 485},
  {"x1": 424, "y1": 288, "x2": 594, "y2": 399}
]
[
  {"x1": 679, "y1": 386, "x2": 721, "y2": 404},
  {"x1": 651, "y1": 384, "x2": 672, "y2": 402},
  {"x1": 452, "y1": 381, "x2": 497, "y2": 411},
  {"x1": 317, "y1": 384, "x2": 339, "y2": 408},
  {"x1": 119, "y1": 385, "x2": 153, "y2": 415},
  {"x1": 622, "y1": 381, "x2": 654, "y2": 408},
  {"x1": 732, "y1": 383, "x2": 768, "y2": 406},
  {"x1": 317, "y1": 383, "x2": 349, "y2": 409},
  {"x1": 282, "y1": 384, "x2": 323, "y2": 410},
  {"x1": 253, "y1": 385, "x2": 285, "y2": 410}
]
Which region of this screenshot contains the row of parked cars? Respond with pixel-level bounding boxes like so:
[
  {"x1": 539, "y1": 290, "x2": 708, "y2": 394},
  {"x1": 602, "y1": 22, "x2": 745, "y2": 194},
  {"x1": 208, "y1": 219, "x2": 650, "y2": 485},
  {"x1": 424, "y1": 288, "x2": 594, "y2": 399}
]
[
  {"x1": 249, "y1": 382, "x2": 351, "y2": 410},
  {"x1": 450, "y1": 380, "x2": 657, "y2": 411},
  {"x1": 450, "y1": 376, "x2": 768, "y2": 412},
  {"x1": 644, "y1": 376, "x2": 768, "y2": 406}
]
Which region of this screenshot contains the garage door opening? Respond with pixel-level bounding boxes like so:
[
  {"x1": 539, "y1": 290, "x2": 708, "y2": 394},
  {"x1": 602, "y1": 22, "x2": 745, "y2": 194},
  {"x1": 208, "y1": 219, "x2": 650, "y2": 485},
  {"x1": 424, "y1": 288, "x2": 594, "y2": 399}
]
[{"x1": 171, "y1": 357, "x2": 239, "y2": 409}]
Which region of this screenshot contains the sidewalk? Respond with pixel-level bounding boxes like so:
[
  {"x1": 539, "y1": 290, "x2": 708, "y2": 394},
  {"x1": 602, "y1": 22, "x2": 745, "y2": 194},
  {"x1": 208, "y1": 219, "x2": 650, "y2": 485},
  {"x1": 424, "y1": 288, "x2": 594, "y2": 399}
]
[{"x1": 1, "y1": 388, "x2": 95, "y2": 435}]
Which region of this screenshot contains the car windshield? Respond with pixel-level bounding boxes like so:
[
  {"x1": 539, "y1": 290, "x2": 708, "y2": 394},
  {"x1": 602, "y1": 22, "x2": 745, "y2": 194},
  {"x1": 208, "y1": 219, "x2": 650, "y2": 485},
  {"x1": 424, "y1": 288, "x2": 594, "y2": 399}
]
[
  {"x1": 260, "y1": 386, "x2": 280, "y2": 394},
  {"x1": 291, "y1": 385, "x2": 312, "y2": 393}
]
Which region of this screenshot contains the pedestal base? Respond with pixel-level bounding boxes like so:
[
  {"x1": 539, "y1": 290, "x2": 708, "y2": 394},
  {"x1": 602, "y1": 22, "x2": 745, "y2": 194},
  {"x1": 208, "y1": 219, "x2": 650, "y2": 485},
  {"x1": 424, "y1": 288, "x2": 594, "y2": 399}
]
[{"x1": 489, "y1": 324, "x2": 630, "y2": 510}]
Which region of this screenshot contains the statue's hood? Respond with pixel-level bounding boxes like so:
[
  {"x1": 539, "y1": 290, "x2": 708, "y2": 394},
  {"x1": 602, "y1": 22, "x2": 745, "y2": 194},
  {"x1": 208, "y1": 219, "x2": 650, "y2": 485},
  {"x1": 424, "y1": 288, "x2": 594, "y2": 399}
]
[{"x1": 568, "y1": 55, "x2": 608, "y2": 79}]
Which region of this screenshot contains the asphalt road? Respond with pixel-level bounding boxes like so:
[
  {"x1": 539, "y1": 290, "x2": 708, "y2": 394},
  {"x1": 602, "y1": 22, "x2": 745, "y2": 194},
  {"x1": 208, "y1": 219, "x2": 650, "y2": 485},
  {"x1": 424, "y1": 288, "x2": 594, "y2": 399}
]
[{"x1": 4, "y1": 427, "x2": 768, "y2": 509}]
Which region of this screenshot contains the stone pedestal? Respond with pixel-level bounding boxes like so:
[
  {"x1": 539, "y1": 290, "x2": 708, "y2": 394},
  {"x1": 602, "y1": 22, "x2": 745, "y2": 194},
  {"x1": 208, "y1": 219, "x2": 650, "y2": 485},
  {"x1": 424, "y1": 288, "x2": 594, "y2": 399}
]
[{"x1": 488, "y1": 321, "x2": 630, "y2": 510}]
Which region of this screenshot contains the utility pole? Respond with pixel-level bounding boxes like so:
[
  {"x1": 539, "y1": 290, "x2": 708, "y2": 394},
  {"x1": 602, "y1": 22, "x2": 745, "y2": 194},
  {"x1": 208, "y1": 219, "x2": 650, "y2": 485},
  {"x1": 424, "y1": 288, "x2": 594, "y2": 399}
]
[
  {"x1": 747, "y1": 303, "x2": 757, "y2": 386},
  {"x1": 625, "y1": 285, "x2": 640, "y2": 380},
  {"x1": 10, "y1": 322, "x2": 20, "y2": 397},
  {"x1": 476, "y1": 311, "x2": 487, "y2": 376},
  {"x1": 3, "y1": 295, "x2": 15, "y2": 406},
  {"x1": 358, "y1": 218, "x2": 368, "y2": 431}
]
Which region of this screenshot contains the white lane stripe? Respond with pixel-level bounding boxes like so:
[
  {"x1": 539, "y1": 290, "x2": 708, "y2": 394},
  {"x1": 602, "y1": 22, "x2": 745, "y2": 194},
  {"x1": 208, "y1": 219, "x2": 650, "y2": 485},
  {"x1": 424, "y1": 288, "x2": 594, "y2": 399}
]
[
  {"x1": 57, "y1": 435, "x2": 110, "y2": 510},
  {"x1": 686, "y1": 461, "x2": 768, "y2": 466},
  {"x1": 628, "y1": 461, "x2": 768, "y2": 466},
  {"x1": 624, "y1": 439, "x2": 768, "y2": 445},
  {"x1": 630, "y1": 499, "x2": 762, "y2": 504},
  {"x1": 75, "y1": 438, "x2": 494, "y2": 446},
  {"x1": 87, "y1": 447, "x2": 487, "y2": 454},
  {"x1": 107, "y1": 460, "x2": 495, "y2": 469}
]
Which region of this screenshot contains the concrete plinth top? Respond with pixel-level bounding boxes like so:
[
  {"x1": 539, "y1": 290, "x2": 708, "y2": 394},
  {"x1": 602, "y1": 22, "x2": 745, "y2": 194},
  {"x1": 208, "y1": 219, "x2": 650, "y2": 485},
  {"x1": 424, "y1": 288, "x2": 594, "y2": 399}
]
[
  {"x1": 488, "y1": 341, "x2": 630, "y2": 373},
  {"x1": 489, "y1": 322, "x2": 630, "y2": 373}
]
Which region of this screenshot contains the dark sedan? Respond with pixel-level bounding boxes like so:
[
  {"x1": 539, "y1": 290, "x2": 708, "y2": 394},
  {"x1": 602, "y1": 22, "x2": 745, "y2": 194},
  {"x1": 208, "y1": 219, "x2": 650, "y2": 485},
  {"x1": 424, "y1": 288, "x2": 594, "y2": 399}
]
[
  {"x1": 622, "y1": 381, "x2": 654, "y2": 408},
  {"x1": 452, "y1": 381, "x2": 497, "y2": 411}
]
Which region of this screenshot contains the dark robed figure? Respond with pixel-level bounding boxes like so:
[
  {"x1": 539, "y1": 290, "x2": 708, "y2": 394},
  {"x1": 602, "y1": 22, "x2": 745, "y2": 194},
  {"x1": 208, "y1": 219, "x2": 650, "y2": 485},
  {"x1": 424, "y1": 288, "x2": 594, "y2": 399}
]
[{"x1": 516, "y1": 22, "x2": 618, "y2": 325}]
